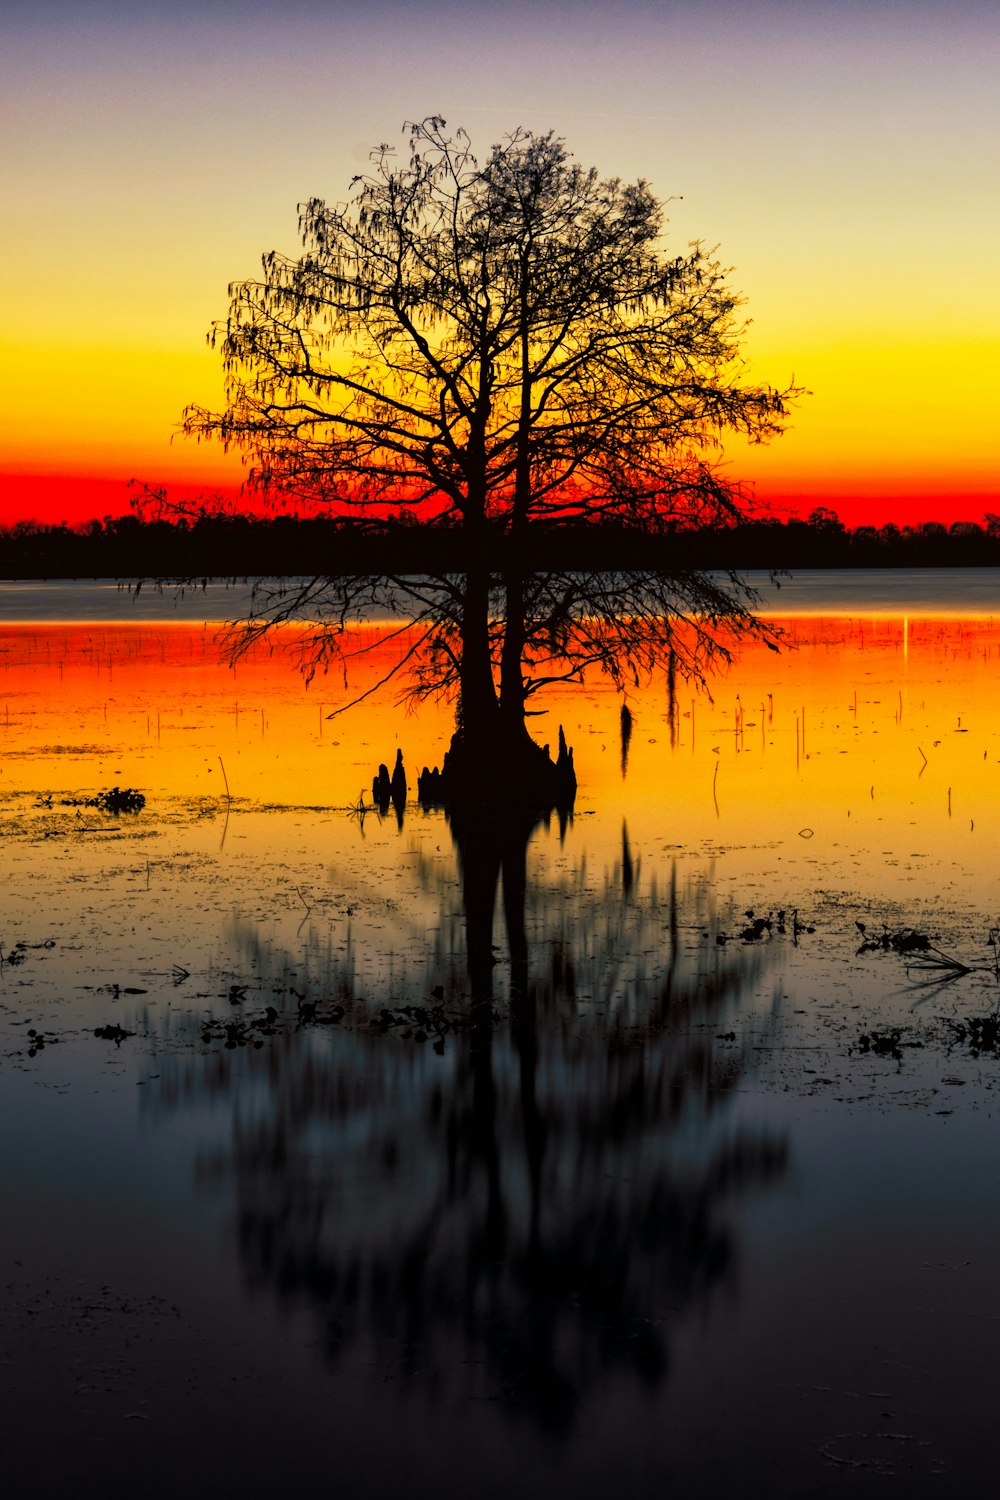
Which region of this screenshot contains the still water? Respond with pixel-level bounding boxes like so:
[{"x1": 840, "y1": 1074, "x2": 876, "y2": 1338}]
[
  {"x1": 1, "y1": 575, "x2": 999, "y2": 1496},
  {"x1": 2, "y1": 567, "x2": 1000, "y2": 620}
]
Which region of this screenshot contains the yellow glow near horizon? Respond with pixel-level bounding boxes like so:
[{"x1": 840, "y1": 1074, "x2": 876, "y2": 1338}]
[{"x1": 3, "y1": 1, "x2": 998, "y2": 525}]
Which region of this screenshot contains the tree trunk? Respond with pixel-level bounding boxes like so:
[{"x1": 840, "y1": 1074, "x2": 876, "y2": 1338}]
[
  {"x1": 418, "y1": 561, "x2": 576, "y2": 811},
  {"x1": 499, "y1": 568, "x2": 529, "y2": 743},
  {"x1": 417, "y1": 534, "x2": 576, "y2": 812},
  {"x1": 459, "y1": 559, "x2": 499, "y2": 749}
]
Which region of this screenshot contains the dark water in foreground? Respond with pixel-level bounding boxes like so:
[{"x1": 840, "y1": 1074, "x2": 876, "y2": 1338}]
[{"x1": 1, "y1": 580, "x2": 999, "y2": 1497}]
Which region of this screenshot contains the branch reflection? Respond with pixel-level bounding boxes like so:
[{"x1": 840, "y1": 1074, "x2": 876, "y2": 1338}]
[{"x1": 151, "y1": 813, "x2": 790, "y2": 1434}]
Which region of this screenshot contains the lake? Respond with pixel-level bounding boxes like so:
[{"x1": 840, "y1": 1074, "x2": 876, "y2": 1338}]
[{"x1": 2, "y1": 573, "x2": 999, "y2": 1497}]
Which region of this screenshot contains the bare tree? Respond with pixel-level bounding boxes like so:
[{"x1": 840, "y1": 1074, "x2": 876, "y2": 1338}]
[{"x1": 180, "y1": 117, "x2": 800, "y2": 803}]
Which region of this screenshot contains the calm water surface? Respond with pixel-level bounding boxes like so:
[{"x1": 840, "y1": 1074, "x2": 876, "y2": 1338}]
[
  {"x1": 2, "y1": 567, "x2": 999, "y2": 620},
  {"x1": 1, "y1": 574, "x2": 999, "y2": 1497}
]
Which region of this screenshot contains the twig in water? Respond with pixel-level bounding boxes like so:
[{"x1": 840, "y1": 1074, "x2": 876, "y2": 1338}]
[
  {"x1": 987, "y1": 927, "x2": 1000, "y2": 980},
  {"x1": 348, "y1": 790, "x2": 372, "y2": 830},
  {"x1": 905, "y1": 945, "x2": 972, "y2": 978},
  {"x1": 218, "y1": 756, "x2": 232, "y2": 801}
]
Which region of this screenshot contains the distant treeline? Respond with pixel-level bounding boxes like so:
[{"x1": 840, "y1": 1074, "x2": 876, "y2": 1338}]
[{"x1": 2, "y1": 509, "x2": 1000, "y2": 578}]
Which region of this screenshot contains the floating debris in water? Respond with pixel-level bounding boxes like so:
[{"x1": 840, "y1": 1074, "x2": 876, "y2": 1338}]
[
  {"x1": 856, "y1": 924, "x2": 933, "y2": 955},
  {"x1": 200, "y1": 999, "x2": 346, "y2": 1049},
  {"x1": 854, "y1": 1027, "x2": 920, "y2": 1062},
  {"x1": 716, "y1": 907, "x2": 815, "y2": 945},
  {"x1": 24, "y1": 1027, "x2": 60, "y2": 1057},
  {"x1": 94, "y1": 1024, "x2": 135, "y2": 1046},
  {"x1": 93, "y1": 786, "x2": 146, "y2": 813},
  {"x1": 945, "y1": 1013, "x2": 1000, "y2": 1057},
  {"x1": 37, "y1": 786, "x2": 146, "y2": 814}
]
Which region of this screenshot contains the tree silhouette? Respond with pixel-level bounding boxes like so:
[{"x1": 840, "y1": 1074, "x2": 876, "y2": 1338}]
[{"x1": 181, "y1": 117, "x2": 799, "y2": 805}]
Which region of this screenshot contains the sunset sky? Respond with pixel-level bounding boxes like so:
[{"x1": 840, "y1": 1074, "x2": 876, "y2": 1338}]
[{"x1": 2, "y1": 0, "x2": 997, "y2": 529}]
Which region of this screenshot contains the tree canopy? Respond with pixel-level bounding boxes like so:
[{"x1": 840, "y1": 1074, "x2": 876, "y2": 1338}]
[
  {"x1": 185, "y1": 116, "x2": 792, "y2": 525},
  {"x1": 180, "y1": 117, "x2": 801, "y2": 806}
]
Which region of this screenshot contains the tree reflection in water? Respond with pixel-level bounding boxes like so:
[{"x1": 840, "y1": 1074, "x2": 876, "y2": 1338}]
[{"x1": 151, "y1": 812, "x2": 789, "y2": 1434}]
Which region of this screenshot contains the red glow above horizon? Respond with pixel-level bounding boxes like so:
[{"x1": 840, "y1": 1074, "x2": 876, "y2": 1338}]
[
  {"x1": 2, "y1": 468, "x2": 996, "y2": 535},
  {"x1": 4, "y1": 3, "x2": 998, "y2": 542}
]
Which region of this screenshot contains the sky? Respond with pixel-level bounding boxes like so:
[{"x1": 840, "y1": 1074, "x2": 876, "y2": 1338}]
[{"x1": 1, "y1": 0, "x2": 997, "y2": 529}]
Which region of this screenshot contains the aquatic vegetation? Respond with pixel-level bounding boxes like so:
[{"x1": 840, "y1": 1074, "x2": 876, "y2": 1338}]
[
  {"x1": 199, "y1": 998, "x2": 347, "y2": 1049},
  {"x1": 944, "y1": 1012, "x2": 1000, "y2": 1057},
  {"x1": 36, "y1": 786, "x2": 146, "y2": 813},
  {"x1": 17, "y1": 1027, "x2": 61, "y2": 1057},
  {"x1": 855, "y1": 1027, "x2": 912, "y2": 1062},
  {"x1": 94, "y1": 1024, "x2": 135, "y2": 1046},
  {"x1": 91, "y1": 786, "x2": 147, "y2": 813},
  {"x1": 855, "y1": 922, "x2": 934, "y2": 955}
]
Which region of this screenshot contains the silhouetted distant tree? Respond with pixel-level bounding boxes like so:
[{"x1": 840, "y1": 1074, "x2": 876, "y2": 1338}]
[
  {"x1": 806, "y1": 506, "x2": 843, "y2": 532},
  {"x1": 180, "y1": 117, "x2": 800, "y2": 804}
]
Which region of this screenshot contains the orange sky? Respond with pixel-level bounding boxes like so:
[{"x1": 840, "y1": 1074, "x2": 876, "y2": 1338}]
[{"x1": 2, "y1": 1, "x2": 997, "y2": 531}]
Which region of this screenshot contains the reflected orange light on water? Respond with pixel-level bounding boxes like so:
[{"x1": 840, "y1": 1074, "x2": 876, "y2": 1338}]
[
  {"x1": 1, "y1": 615, "x2": 998, "y2": 913},
  {"x1": 602, "y1": 615, "x2": 1000, "y2": 905},
  {"x1": 0, "y1": 623, "x2": 451, "y2": 810}
]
